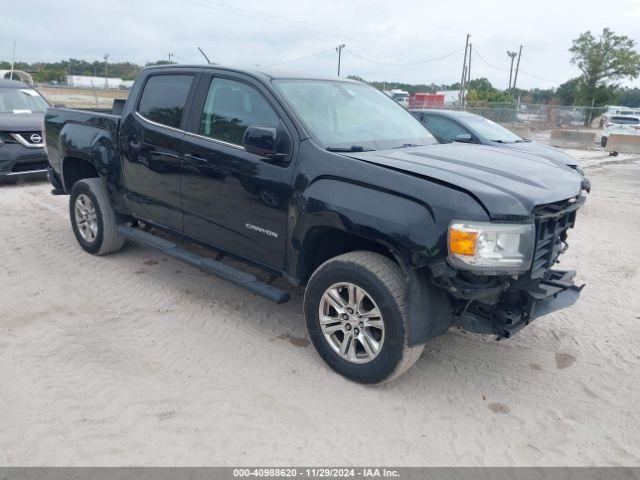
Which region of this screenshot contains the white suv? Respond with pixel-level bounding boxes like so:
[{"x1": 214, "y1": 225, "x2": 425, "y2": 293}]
[{"x1": 601, "y1": 115, "x2": 640, "y2": 147}]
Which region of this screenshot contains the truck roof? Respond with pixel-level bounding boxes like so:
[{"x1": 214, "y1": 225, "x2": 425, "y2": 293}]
[{"x1": 141, "y1": 64, "x2": 362, "y2": 83}]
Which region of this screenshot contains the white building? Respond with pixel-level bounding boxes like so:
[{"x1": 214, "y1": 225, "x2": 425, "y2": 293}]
[
  {"x1": 437, "y1": 90, "x2": 461, "y2": 106},
  {"x1": 66, "y1": 75, "x2": 125, "y2": 89}
]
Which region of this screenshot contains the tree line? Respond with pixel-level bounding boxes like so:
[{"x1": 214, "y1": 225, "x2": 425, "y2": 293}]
[{"x1": 0, "y1": 59, "x2": 174, "y2": 82}]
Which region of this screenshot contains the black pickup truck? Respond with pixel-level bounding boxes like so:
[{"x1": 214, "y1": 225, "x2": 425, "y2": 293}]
[{"x1": 45, "y1": 65, "x2": 586, "y2": 383}]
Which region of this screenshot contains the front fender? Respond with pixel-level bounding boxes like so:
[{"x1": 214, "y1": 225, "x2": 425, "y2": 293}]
[
  {"x1": 289, "y1": 176, "x2": 490, "y2": 345},
  {"x1": 290, "y1": 177, "x2": 438, "y2": 275}
]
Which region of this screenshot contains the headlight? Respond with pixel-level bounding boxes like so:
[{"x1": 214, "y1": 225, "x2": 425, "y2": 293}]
[{"x1": 448, "y1": 221, "x2": 535, "y2": 274}]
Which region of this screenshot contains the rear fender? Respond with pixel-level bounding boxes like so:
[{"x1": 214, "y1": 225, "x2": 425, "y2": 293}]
[{"x1": 59, "y1": 123, "x2": 120, "y2": 193}]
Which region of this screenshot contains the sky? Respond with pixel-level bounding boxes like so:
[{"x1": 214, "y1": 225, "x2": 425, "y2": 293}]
[{"x1": 2, "y1": 0, "x2": 640, "y2": 90}]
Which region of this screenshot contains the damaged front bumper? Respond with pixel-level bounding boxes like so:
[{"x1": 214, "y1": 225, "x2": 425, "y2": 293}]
[{"x1": 453, "y1": 270, "x2": 584, "y2": 338}]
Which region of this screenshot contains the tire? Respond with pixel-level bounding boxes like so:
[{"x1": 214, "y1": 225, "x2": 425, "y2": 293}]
[
  {"x1": 304, "y1": 251, "x2": 424, "y2": 384},
  {"x1": 69, "y1": 178, "x2": 125, "y2": 255},
  {"x1": 601, "y1": 136, "x2": 607, "y2": 148}
]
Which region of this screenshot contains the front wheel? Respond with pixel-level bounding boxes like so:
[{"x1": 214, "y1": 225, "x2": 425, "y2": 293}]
[
  {"x1": 304, "y1": 251, "x2": 424, "y2": 384},
  {"x1": 70, "y1": 178, "x2": 125, "y2": 255},
  {"x1": 601, "y1": 136, "x2": 608, "y2": 148}
]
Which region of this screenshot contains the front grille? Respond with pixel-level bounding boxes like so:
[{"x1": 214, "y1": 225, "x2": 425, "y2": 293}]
[
  {"x1": 10, "y1": 131, "x2": 43, "y2": 147},
  {"x1": 530, "y1": 196, "x2": 585, "y2": 280}
]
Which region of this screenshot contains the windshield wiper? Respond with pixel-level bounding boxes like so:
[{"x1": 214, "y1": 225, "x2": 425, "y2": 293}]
[
  {"x1": 514, "y1": 139, "x2": 532, "y2": 143},
  {"x1": 326, "y1": 145, "x2": 374, "y2": 152}
]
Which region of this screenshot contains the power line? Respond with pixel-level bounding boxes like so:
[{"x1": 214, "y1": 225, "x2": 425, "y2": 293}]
[
  {"x1": 178, "y1": 0, "x2": 377, "y2": 45},
  {"x1": 473, "y1": 48, "x2": 510, "y2": 72},
  {"x1": 475, "y1": 48, "x2": 560, "y2": 84},
  {"x1": 345, "y1": 47, "x2": 464, "y2": 66},
  {"x1": 264, "y1": 48, "x2": 335, "y2": 68},
  {"x1": 343, "y1": 0, "x2": 455, "y2": 34},
  {"x1": 342, "y1": 0, "x2": 492, "y2": 40}
]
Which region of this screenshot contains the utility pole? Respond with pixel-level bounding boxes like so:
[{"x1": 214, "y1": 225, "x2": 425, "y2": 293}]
[
  {"x1": 103, "y1": 53, "x2": 110, "y2": 88},
  {"x1": 9, "y1": 41, "x2": 16, "y2": 80},
  {"x1": 336, "y1": 44, "x2": 346, "y2": 76},
  {"x1": 512, "y1": 45, "x2": 523, "y2": 91},
  {"x1": 467, "y1": 43, "x2": 472, "y2": 88},
  {"x1": 168, "y1": 53, "x2": 174, "y2": 63},
  {"x1": 507, "y1": 50, "x2": 517, "y2": 93},
  {"x1": 458, "y1": 34, "x2": 470, "y2": 103}
]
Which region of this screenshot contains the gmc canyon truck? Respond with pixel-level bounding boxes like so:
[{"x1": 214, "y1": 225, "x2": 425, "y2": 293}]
[{"x1": 45, "y1": 65, "x2": 586, "y2": 384}]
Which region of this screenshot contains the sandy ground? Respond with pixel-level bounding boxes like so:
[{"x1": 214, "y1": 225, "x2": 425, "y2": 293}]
[
  {"x1": 38, "y1": 86, "x2": 128, "y2": 109},
  {"x1": 0, "y1": 150, "x2": 639, "y2": 466}
]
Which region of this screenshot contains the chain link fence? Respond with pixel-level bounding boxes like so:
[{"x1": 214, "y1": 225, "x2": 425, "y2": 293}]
[{"x1": 428, "y1": 102, "x2": 607, "y2": 130}]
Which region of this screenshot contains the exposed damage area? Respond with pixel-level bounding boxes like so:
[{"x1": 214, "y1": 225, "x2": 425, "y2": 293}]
[{"x1": 431, "y1": 195, "x2": 586, "y2": 339}]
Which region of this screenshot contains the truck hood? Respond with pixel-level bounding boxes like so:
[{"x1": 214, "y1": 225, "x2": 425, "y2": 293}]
[
  {"x1": 347, "y1": 143, "x2": 582, "y2": 219},
  {"x1": 0, "y1": 112, "x2": 44, "y2": 132},
  {"x1": 492, "y1": 140, "x2": 578, "y2": 168}
]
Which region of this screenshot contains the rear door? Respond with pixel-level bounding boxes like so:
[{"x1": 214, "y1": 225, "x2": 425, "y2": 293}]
[
  {"x1": 180, "y1": 72, "x2": 296, "y2": 269},
  {"x1": 119, "y1": 70, "x2": 200, "y2": 231}
]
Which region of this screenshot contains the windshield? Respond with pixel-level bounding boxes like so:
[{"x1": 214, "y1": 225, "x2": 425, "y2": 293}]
[
  {"x1": 466, "y1": 116, "x2": 523, "y2": 143},
  {"x1": 610, "y1": 116, "x2": 640, "y2": 125},
  {"x1": 0, "y1": 87, "x2": 49, "y2": 113},
  {"x1": 273, "y1": 80, "x2": 436, "y2": 150}
]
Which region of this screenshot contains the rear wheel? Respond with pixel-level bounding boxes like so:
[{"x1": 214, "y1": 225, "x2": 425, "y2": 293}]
[
  {"x1": 304, "y1": 251, "x2": 424, "y2": 384},
  {"x1": 601, "y1": 136, "x2": 608, "y2": 148},
  {"x1": 70, "y1": 178, "x2": 125, "y2": 255}
]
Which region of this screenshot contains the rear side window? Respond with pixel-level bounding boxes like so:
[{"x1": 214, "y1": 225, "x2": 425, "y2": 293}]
[
  {"x1": 423, "y1": 115, "x2": 469, "y2": 142},
  {"x1": 138, "y1": 75, "x2": 193, "y2": 129}
]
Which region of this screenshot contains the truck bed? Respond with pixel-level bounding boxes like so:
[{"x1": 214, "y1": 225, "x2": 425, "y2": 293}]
[{"x1": 44, "y1": 107, "x2": 121, "y2": 187}]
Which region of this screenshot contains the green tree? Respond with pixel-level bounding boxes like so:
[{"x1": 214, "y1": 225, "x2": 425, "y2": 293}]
[
  {"x1": 570, "y1": 28, "x2": 640, "y2": 104},
  {"x1": 618, "y1": 87, "x2": 640, "y2": 108}
]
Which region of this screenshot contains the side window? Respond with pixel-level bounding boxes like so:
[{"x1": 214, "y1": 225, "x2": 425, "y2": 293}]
[
  {"x1": 200, "y1": 78, "x2": 279, "y2": 145},
  {"x1": 138, "y1": 75, "x2": 193, "y2": 129},
  {"x1": 423, "y1": 115, "x2": 469, "y2": 142}
]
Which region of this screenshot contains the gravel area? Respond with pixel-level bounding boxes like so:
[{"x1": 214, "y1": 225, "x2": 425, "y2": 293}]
[{"x1": 0, "y1": 150, "x2": 639, "y2": 466}]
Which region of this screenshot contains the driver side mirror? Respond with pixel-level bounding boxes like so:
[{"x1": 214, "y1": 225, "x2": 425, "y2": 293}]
[
  {"x1": 242, "y1": 125, "x2": 286, "y2": 160},
  {"x1": 454, "y1": 133, "x2": 473, "y2": 143}
]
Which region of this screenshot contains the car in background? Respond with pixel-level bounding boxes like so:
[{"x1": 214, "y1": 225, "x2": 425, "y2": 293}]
[
  {"x1": 603, "y1": 105, "x2": 640, "y2": 126},
  {"x1": 600, "y1": 115, "x2": 640, "y2": 147},
  {"x1": 385, "y1": 89, "x2": 409, "y2": 107},
  {"x1": 0, "y1": 79, "x2": 50, "y2": 182},
  {"x1": 411, "y1": 109, "x2": 590, "y2": 190}
]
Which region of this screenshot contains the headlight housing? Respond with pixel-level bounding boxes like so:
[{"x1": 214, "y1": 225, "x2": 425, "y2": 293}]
[{"x1": 448, "y1": 221, "x2": 535, "y2": 274}]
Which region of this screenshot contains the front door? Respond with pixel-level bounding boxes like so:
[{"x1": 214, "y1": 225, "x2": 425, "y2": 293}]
[{"x1": 180, "y1": 73, "x2": 295, "y2": 269}]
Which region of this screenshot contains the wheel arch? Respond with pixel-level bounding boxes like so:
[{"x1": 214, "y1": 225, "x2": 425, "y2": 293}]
[{"x1": 289, "y1": 178, "x2": 454, "y2": 346}]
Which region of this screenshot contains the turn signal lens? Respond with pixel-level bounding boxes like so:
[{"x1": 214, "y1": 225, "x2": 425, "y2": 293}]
[{"x1": 449, "y1": 228, "x2": 478, "y2": 256}]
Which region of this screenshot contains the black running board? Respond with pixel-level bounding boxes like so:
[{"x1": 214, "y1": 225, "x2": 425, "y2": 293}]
[{"x1": 118, "y1": 226, "x2": 289, "y2": 304}]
